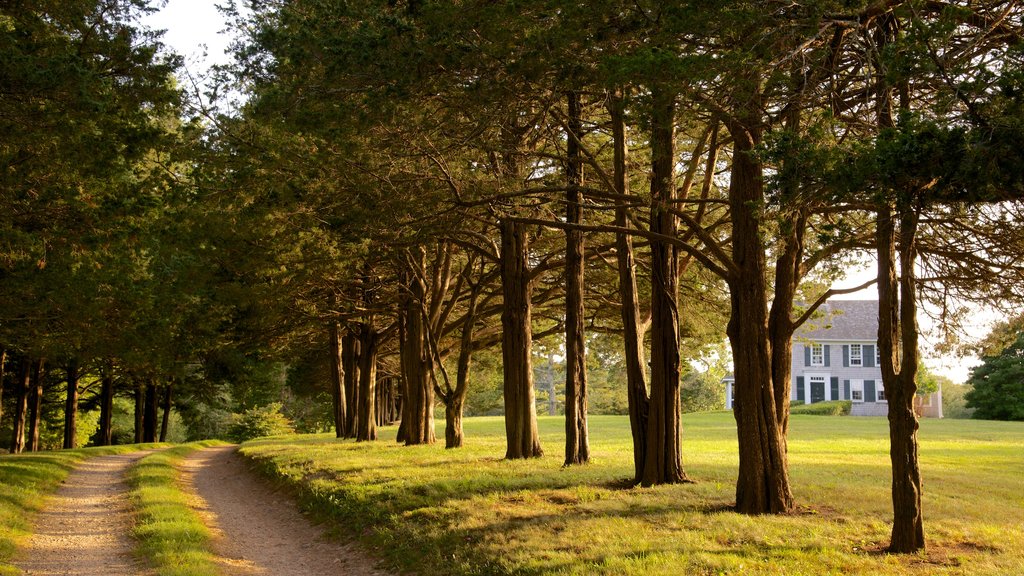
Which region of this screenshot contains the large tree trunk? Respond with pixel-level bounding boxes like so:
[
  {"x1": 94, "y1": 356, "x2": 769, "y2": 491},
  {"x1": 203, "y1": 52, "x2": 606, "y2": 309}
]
[
  {"x1": 328, "y1": 308, "x2": 347, "y2": 439},
  {"x1": 356, "y1": 325, "x2": 378, "y2": 442},
  {"x1": 609, "y1": 89, "x2": 650, "y2": 483},
  {"x1": 877, "y1": 203, "x2": 926, "y2": 553},
  {"x1": 342, "y1": 332, "x2": 360, "y2": 438},
  {"x1": 159, "y1": 384, "x2": 172, "y2": 443},
  {"x1": 134, "y1": 382, "x2": 144, "y2": 444},
  {"x1": 143, "y1": 380, "x2": 158, "y2": 443},
  {"x1": 727, "y1": 96, "x2": 794, "y2": 514},
  {"x1": 27, "y1": 359, "x2": 45, "y2": 452},
  {"x1": 63, "y1": 358, "x2": 80, "y2": 449},
  {"x1": 641, "y1": 87, "x2": 688, "y2": 486},
  {"x1": 564, "y1": 91, "x2": 590, "y2": 466},
  {"x1": 400, "y1": 251, "x2": 436, "y2": 445},
  {"x1": 10, "y1": 357, "x2": 30, "y2": 454},
  {"x1": 500, "y1": 219, "x2": 543, "y2": 459},
  {"x1": 98, "y1": 371, "x2": 115, "y2": 446}
]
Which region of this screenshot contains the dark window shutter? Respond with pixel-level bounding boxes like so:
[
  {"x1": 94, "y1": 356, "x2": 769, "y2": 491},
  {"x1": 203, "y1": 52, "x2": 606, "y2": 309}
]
[
  {"x1": 796, "y1": 377, "x2": 805, "y2": 403},
  {"x1": 831, "y1": 377, "x2": 840, "y2": 401},
  {"x1": 843, "y1": 380, "x2": 851, "y2": 400},
  {"x1": 865, "y1": 379, "x2": 876, "y2": 402},
  {"x1": 824, "y1": 345, "x2": 831, "y2": 367},
  {"x1": 843, "y1": 345, "x2": 850, "y2": 367},
  {"x1": 804, "y1": 346, "x2": 811, "y2": 366},
  {"x1": 864, "y1": 345, "x2": 875, "y2": 367}
]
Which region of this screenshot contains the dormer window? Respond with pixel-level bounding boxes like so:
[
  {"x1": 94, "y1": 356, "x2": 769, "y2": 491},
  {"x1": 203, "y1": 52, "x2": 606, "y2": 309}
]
[
  {"x1": 810, "y1": 344, "x2": 824, "y2": 366},
  {"x1": 849, "y1": 344, "x2": 863, "y2": 367}
]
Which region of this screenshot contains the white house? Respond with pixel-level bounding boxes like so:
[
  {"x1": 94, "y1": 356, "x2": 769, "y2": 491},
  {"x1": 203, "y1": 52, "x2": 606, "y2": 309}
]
[{"x1": 724, "y1": 300, "x2": 943, "y2": 417}]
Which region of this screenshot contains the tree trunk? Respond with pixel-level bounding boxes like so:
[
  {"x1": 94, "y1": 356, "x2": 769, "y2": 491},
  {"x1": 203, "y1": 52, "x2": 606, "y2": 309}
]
[
  {"x1": 134, "y1": 382, "x2": 144, "y2": 444},
  {"x1": 63, "y1": 358, "x2": 80, "y2": 449},
  {"x1": 445, "y1": 281, "x2": 480, "y2": 449},
  {"x1": 342, "y1": 332, "x2": 360, "y2": 438},
  {"x1": 400, "y1": 250, "x2": 435, "y2": 445},
  {"x1": 500, "y1": 219, "x2": 543, "y2": 459},
  {"x1": 564, "y1": 91, "x2": 590, "y2": 466},
  {"x1": 159, "y1": 384, "x2": 173, "y2": 443},
  {"x1": 10, "y1": 357, "x2": 30, "y2": 454},
  {"x1": 98, "y1": 372, "x2": 114, "y2": 446},
  {"x1": 27, "y1": 358, "x2": 45, "y2": 452},
  {"x1": 143, "y1": 381, "x2": 158, "y2": 443},
  {"x1": 641, "y1": 87, "x2": 688, "y2": 486},
  {"x1": 328, "y1": 308, "x2": 347, "y2": 439},
  {"x1": 0, "y1": 349, "x2": 6, "y2": 430},
  {"x1": 356, "y1": 325, "x2": 378, "y2": 442},
  {"x1": 727, "y1": 94, "x2": 793, "y2": 514},
  {"x1": 609, "y1": 89, "x2": 650, "y2": 483},
  {"x1": 877, "y1": 203, "x2": 926, "y2": 553}
]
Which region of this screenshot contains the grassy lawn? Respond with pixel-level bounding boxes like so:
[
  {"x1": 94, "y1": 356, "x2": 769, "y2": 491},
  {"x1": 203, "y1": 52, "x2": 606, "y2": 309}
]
[
  {"x1": 239, "y1": 413, "x2": 1024, "y2": 576},
  {"x1": 0, "y1": 443, "x2": 166, "y2": 575},
  {"x1": 127, "y1": 440, "x2": 227, "y2": 576}
]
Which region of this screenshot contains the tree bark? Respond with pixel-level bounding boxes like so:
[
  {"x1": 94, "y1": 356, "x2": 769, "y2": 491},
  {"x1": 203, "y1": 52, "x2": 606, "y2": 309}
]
[
  {"x1": 159, "y1": 384, "x2": 172, "y2": 443},
  {"x1": 27, "y1": 358, "x2": 45, "y2": 452},
  {"x1": 134, "y1": 382, "x2": 144, "y2": 444},
  {"x1": 98, "y1": 371, "x2": 114, "y2": 446},
  {"x1": 0, "y1": 349, "x2": 6, "y2": 430},
  {"x1": 342, "y1": 332, "x2": 360, "y2": 438},
  {"x1": 609, "y1": 89, "x2": 650, "y2": 483},
  {"x1": 877, "y1": 203, "x2": 926, "y2": 553},
  {"x1": 356, "y1": 325, "x2": 378, "y2": 442},
  {"x1": 641, "y1": 87, "x2": 688, "y2": 486},
  {"x1": 143, "y1": 380, "x2": 158, "y2": 443},
  {"x1": 399, "y1": 249, "x2": 436, "y2": 445},
  {"x1": 10, "y1": 357, "x2": 30, "y2": 454},
  {"x1": 445, "y1": 278, "x2": 481, "y2": 449},
  {"x1": 63, "y1": 358, "x2": 80, "y2": 449},
  {"x1": 727, "y1": 90, "x2": 793, "y2": 514},
  {"x1": 500, "y1": 219, "x2": 543, "y2": 459},
  {"x1": 564, "y1": 90, "x2": 590, "y2": 466},
  {"x1": 328, "y1": 305, "x2": 347, "y2": 438}
]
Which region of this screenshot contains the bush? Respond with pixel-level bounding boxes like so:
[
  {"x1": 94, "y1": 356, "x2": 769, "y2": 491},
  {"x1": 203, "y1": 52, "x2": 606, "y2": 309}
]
[
  {"x1": 791, "y1": 400, "x2": 851, "y2": 416},
  {"x1": 226, "y1": 403, "x2": 295, "y2": 442}
]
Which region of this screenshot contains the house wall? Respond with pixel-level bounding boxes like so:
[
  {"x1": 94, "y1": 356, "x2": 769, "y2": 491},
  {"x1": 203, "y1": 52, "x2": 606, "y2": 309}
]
[{"x1": 791, "y1": 341, "x2": 886, "y2": 403}]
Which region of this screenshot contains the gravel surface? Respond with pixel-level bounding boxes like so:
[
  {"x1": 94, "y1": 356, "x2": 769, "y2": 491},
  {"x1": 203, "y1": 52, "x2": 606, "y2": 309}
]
[
  {"x1": 180, "y1": 444, "x2": 392, "y2": 576},
  {"x1": 15, "y1": 451, "x2": 154, "y2": 576}
]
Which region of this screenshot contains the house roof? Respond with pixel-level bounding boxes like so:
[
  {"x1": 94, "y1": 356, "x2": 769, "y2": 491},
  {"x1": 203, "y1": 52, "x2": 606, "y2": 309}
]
[{"x1": 795, "y1": 299, "x2": 878, "y2": 342}]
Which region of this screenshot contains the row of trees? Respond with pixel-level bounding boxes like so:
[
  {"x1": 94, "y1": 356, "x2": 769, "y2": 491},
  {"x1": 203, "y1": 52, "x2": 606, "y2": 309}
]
[
  {"x1": 4, "y1": 0, "x2": 1024, "y2": 558},
  {"x1": 208, "y1": 0, "x2": 1024, "y2": 555}
]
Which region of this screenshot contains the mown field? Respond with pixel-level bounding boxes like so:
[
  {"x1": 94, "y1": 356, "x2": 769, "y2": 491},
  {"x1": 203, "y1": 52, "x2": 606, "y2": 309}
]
[{"x1": 240, "y1": 413, "x2": 1024, "y2": 576}]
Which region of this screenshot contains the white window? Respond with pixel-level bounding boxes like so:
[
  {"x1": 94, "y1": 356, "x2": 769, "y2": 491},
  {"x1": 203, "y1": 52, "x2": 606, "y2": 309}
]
[
  {"x1": 875, "y1": 346, "x2": 881, "y2": 366},
  {"x1": 850, "y1": 344, "x2": 863, "y2": 367},
  {"x1": 810, "y1": 344, "x2": 824, "y2": 366},
  {"x1": 851, "y1": 379, "x2": 864, "y2": 403},
  {"x1": 877, "y1": 389, "x2": 887, "y2": 402}
]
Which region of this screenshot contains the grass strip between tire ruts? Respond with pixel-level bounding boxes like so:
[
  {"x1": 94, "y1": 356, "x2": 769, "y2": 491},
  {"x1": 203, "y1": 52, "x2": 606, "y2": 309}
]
[
  {"x1": 127, "y1": 440, "x2": 227, "y2": 576},
  {"x1": 0, "y1": 443, "x2": 168, "y2": 576}
]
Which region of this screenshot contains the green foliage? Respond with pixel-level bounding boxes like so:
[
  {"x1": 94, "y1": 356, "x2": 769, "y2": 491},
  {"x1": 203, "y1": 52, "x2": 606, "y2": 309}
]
[
  {"x1": 966, "y1": 332, "x2": 1024, "y2": 421},
  {"x1": 239, "y1": 414, "x2": 1024, "y2": 576},
  {"x1": 943, "y1": 383, "x2": 976, "y2": 419},
  {"x1": 680, "y1": 370, "x2": 725, "y2": 414},
  {"x1": 790, "y1": 400, "x2": 851, "y2": 416},
  {"x1": 127, "y1": 442, "x2": 225, "y2": 576},
  {"x1": 226, "y1": 402, "x2": 295, "y2": 442}
]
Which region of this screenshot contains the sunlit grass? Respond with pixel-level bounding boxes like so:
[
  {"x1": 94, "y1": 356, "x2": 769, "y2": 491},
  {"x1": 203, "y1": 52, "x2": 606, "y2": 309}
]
[
  {"x1": 0, "y1": 443, "x2": 166, "y2": 575},
  {"x1": 127, "y1": 441, "x2": 227, "y2": 576},
  {"x1": 240, "y1": 413, "x2": 1024, "y2": 575}
]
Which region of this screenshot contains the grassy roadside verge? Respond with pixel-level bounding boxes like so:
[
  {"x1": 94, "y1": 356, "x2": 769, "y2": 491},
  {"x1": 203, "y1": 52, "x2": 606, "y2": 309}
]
[
  {"x1": 0, "y1": 443, "x2": 166, "y2": 575},
  {"x1": 238, "y1": 414, "x2": 1024, "y2": 576},
  {"x1": 126, "y1": 440, "x2": 227, "y2": 576}
]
